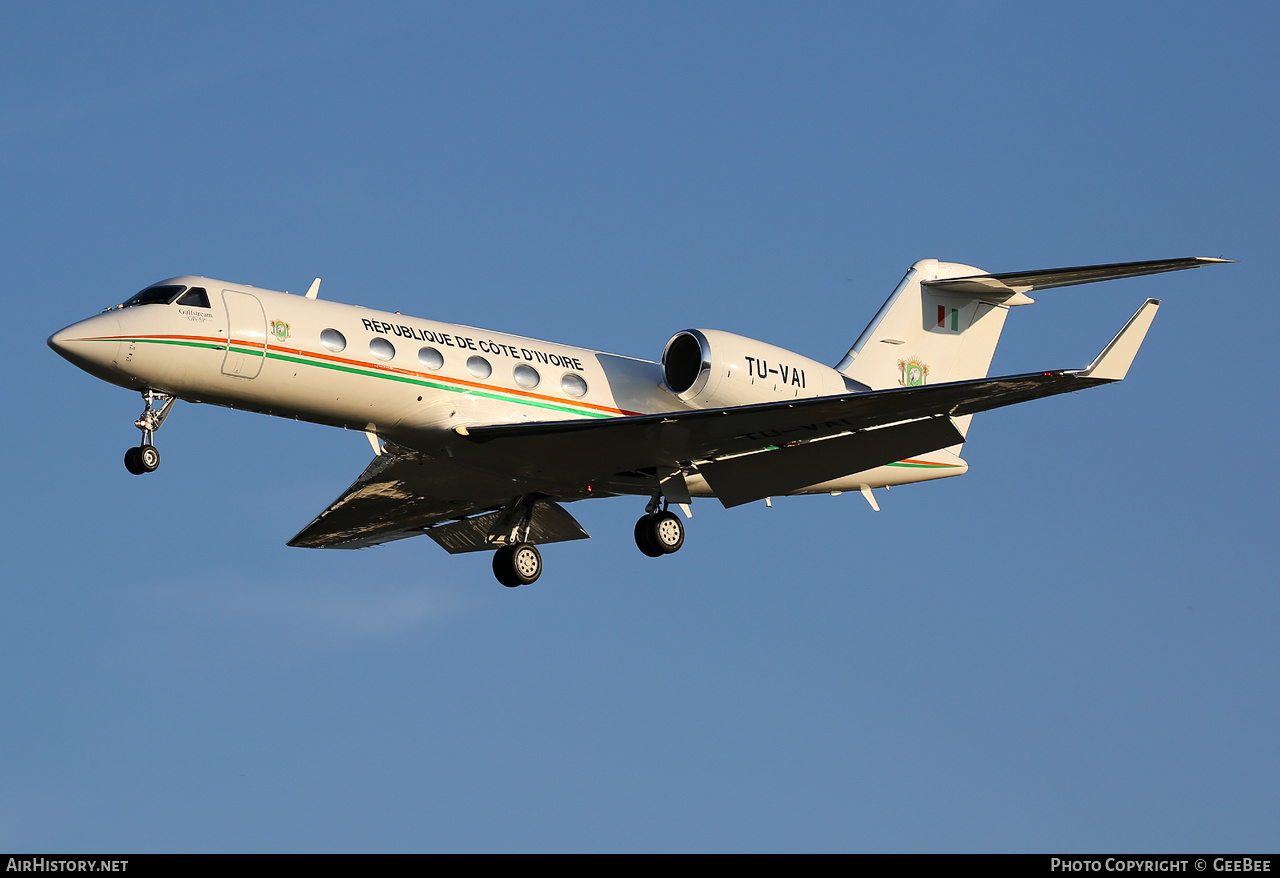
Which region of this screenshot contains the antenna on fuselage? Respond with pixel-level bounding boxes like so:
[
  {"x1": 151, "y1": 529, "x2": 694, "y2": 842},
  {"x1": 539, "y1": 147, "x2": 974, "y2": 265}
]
[{"x1": 305, "y1": 278, "x2": 322, "y2": 299}]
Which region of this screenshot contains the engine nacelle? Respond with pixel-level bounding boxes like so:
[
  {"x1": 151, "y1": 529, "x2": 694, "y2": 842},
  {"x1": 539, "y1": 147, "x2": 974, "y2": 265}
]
[{"x1": 660, "y1": 328, "x2": 849, "y2": 408}]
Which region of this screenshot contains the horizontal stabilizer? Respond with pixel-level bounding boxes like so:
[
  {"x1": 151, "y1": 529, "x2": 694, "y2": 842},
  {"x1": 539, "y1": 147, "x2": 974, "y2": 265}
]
[{"x1": 924, "y1": 257, "x2": 1230, "y2": 295}]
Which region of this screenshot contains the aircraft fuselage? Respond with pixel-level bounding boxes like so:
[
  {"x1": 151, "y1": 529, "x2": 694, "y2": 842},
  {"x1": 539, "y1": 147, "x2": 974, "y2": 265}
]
[{"x1": 48, "y1": 275, "x2": 967, "y2": 499}]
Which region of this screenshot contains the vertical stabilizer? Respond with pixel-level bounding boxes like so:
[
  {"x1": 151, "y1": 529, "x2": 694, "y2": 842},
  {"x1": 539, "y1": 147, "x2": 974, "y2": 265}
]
[{"x1": 836, "y1": 259, "x2": 1021, "y2": 394}]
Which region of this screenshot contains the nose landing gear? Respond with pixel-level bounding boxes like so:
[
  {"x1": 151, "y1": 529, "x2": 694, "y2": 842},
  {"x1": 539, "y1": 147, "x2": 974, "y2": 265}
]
[
  {"x1": 124, "y1": 390, "x2": 175, "y2": 476},
  {"x1": 124, "y1": 444, "x2": 160, "y2": 475}
]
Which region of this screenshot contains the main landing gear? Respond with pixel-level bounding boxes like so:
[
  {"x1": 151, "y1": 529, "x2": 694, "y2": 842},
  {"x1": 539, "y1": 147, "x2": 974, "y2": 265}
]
[
  {"x1": 492, "y1": 543, "x2": 543, "y2": 588},
  {"x1": 634, "y1": 496, "x2": 685, "y2": 558},
  {"x1": 488, "y1": 496, "x2": 544, "y2": 587},
  {"x1": 124, "y1": 390, "x2": 175, "y2": 476},
  {"x1": 488, "y1": 493, "x2": 689, "y2": 586}
]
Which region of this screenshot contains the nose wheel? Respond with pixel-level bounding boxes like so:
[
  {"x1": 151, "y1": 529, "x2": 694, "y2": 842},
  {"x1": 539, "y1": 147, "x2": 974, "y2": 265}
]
[
  {"x1": 635, "y1": 510, "x2": 685, "y2": 557},
  {"x1": 124, "y1": 445, "x2": 161, "y2": 475},
  {"x1": 123, "y1": 390, "x2": 175, "y2": 476}
]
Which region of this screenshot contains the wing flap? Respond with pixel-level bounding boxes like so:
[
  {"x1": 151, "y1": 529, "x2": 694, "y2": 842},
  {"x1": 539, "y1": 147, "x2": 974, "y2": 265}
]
[
  {"x1": 698, "y1": 416, "x2": 965, "y2": 508},
  {"x1": 425, "y1": 501, "x2": 590, "y2": 554}
]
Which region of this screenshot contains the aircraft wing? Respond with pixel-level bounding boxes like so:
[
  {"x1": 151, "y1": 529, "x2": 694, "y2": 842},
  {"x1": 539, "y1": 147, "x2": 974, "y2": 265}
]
[
  {"x1": 291, "y1": 299, "x2": 1157, "y2": 549},
  {"x1": 458, "y1": 368, "x2": 1102, "y2": 477},
  {"x1": 287, "y1": 450, "x2": 535, "y2": 549},
  {"x1": 290, "y1": 369, "x2": 1066, "y2": 550},
  {"x1": 287, "y1": 446, "x2": 596, "y2": 550},
  {"x1": 455, "y1": 298, "x2": 1160, "y2": 499}
]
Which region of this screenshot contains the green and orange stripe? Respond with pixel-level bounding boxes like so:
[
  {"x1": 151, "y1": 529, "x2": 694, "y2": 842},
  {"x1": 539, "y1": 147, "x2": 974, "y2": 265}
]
[{"x1": 83, "y1": 333, "x2": 642, "y2": 419}]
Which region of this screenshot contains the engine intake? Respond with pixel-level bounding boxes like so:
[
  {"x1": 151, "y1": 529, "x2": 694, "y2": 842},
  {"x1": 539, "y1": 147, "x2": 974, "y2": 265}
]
[
  {"x1": 660, "y1": 328, "x2": 847, "y2": 408},
  {"x1": 662, "y1": 330, "x2": 712, "y2": 399}
]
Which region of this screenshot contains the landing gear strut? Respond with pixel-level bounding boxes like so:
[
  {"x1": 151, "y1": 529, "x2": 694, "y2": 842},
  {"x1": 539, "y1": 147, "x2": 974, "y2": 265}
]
[
  {"x1": 488, "y1": 496, "x2": 544, "y2": 587},
  {"x1": 634, "y1": 496, "x2": 685, "y2": 557},
  {"x1": 124, "y1": 390, "x2": 175, "y2": 476}
]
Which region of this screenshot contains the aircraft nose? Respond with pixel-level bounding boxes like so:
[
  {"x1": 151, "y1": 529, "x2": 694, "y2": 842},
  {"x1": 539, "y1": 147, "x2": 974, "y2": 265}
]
[
  {"x1": 48, "y1": 312, "x2": 123, "y2": 378},
  {"x1": 47, "y1": 324, "x2": 77, "y2": 355}
]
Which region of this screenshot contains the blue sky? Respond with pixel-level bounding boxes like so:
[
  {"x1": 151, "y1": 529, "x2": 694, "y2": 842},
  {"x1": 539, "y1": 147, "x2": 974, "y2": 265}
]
[{"x1": 3, "y1": 1, "x2": 1276, "y2": 852}]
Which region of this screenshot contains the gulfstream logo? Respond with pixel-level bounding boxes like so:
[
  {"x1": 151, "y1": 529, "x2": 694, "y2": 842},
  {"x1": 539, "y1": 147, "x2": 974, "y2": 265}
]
[{"x1": 5, "y1": 861, "x2": 128, "y2": 872}]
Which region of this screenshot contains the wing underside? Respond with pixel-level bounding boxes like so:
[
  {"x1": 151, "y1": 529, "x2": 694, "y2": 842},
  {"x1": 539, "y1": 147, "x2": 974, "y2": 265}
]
[
  {"x1": 286, "y1": 451, "x2": 524, "y2": 549},
  {"x1": 290, "y1": 368, "x2": 1112, "y2": 549}
]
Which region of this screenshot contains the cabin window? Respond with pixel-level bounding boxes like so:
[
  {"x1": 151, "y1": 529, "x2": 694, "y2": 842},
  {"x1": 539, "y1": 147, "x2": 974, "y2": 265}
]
[
  {"x1": 175, "y1": 287, "x2": 210, "y2": 308},
  {"x1": 561, "y1": 373, "x2": 587, "y2": 398},
  {"x1": 320, "y1": 329, "x2": 346, "y2": 352},
  {"x1": 418, "y1": 347, "x2": 444, "y2": 370},
  {"x1": 369, "y1": 338, "x2": 395, "y2": 361},
  {"x1": 513, "y1": 364, "x2": 540, "y2": 388},
  {"x1": 123, "y1": 284, "x2": 186, "y2": 307},
  {"x1": 466, "y1": 356, "x2": 491, "y2": 379}
]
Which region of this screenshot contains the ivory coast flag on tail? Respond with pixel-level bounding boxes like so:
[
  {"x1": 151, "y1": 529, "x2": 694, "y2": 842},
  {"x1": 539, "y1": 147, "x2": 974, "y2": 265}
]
[{"x1": 937, "y1": 305, "x2": 959, "y2": 331}]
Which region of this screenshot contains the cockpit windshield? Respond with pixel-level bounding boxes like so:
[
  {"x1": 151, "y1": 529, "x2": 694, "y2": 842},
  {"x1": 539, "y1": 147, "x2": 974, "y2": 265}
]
[
  {"x1": 175, "y1": 287, "x2": 210, "y2": 308},
  {"x1": 123, "y1": 284, "x2": 187, "y2": 307}
]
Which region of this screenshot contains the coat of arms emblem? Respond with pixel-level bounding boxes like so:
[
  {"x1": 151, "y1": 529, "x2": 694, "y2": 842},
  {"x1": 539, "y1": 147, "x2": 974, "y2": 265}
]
[
  {"x1": 270, "y1": 320, "x2": 290, "y2": 342},
  {"x1": 897, "y1": 357, "x2": 929, "y2": 387}
]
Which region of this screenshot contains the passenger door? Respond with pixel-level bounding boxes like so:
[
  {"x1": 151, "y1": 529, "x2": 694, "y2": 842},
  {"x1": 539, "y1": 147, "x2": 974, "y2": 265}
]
[{"x1": 221, "y1": 290, "x2": 266, "y2": 378}]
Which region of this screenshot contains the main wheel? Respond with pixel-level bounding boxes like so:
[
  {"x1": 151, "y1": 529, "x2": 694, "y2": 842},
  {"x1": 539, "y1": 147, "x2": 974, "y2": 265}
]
[
  {"x1": 634, "y1": 511, "x2": 684, "y2": 557},
  {"x1": 634, "y1": 515, "x2": 663, "y2": 557},
  {"x1": 124, "y1": 446, "x2": 144, "y2": 475},
  {"x1": 137, "y1": 444, "x2": 160, "y2": 473},
  {"x1": 651, "y1": 510, "x2": 684, "y2": 554},
  {"x1": 493, "y1": 546, "x2": 517, "y2": 586},
  {"x1": 493, "y1": 543, "x2": 542, "y2": 587}
]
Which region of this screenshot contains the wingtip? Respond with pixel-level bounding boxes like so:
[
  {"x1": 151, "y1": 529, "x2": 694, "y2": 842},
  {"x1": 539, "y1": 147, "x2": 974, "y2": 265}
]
[{"x1": 1082, "y1": 299, "x2": 1160, "y2": 381}]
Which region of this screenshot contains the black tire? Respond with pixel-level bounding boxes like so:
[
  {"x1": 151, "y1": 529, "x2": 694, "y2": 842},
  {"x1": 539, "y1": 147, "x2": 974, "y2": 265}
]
[
  {"x1": 492, "y1": 546, "x2": 518, "y2": 587},
  {"x1": 493, "y1": 543, "x2": 542, "y2": 587},
  {"x1": 634, "y1": 515, "x2": 664, "y2": 557},
  {"x1": 138, "y1": 444, "x2": 160, "y2": 473},
  {"x1": 636, "y1": 512, "x2": 684, "y2": 556},
  {"x1": 124, "y1": 447, "x2": 145, "y2": 475}
]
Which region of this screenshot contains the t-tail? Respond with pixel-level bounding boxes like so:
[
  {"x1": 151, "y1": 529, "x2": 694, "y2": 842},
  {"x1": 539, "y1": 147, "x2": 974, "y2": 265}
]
[{"x1": 835, "y1": 256, "x2": 1231, "y2": 438}]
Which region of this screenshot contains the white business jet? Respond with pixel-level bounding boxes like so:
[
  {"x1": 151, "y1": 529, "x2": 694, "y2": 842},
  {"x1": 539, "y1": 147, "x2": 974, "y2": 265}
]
[{"x1": 49, "y1": 257, "x2": 1227, "y2": 586}]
